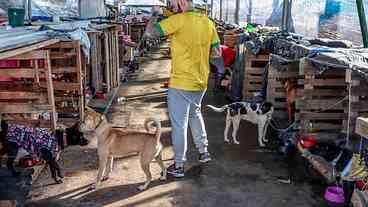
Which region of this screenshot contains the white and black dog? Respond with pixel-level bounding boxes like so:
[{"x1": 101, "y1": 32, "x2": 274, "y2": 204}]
[{"x1": 207, "y1": 102, "x2": 274, "y2": 147}]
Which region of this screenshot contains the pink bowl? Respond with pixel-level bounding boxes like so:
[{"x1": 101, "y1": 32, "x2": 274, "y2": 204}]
[{"x1": 324, "y1": 186, "x2": 345, "y2": 204}]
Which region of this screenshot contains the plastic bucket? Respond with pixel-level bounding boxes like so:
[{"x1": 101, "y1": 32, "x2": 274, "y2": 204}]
[{"x1": 8, "y1": 7, "x2": 25, "y2": 27}]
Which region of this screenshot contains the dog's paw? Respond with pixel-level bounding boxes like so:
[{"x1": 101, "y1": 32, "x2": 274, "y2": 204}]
[
  {"x1": 137, "y1": 185, "x2": 148, "y2": 191},
  {"x1": 234, "y1": 141, "x2": 240, "y2": 145},
  {"x1": 159, "y1": 174, "x2": 167, "y2": 181},
  {"x1": 224, "y1": 139, "x2": 230, "y2": 143},
  {"x1": 55, "y1": 179, "x2": 63, "y2": 184},
  {"x1": 101, "y1": 176, "x2": 110, "y2": 182}
]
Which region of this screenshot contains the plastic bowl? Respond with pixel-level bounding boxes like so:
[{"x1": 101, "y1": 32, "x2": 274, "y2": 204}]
[
  {"x1": 324, "y1": 186, "x2": 345, "y2": 204},
  {"x1": 299, "y1": 136, "x2": 317, "y2": 149}
]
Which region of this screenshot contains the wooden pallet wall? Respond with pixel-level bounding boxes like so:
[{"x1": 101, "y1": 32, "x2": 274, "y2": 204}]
[
  {"x1": 0, "y1": 50, "x2": 57, "y2": 130},
  {"x1": 243, "y1": 51, "x2": 269, "y2": 100}
]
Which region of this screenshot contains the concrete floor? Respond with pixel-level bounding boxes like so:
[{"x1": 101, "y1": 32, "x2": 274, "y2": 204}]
[{"x1": 25, "y1": 47, "x2": 326, "y2": 207}]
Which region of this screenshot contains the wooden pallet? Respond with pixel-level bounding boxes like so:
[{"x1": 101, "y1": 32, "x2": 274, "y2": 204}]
[
  {"x1": 243, "y1": 51, "x2": 269, "y2": 100},
  {"x1": 267, "y1": 54, "x2": 302, "y2": 120},
  {"x1": 46, "y1": 41, "x2": 85, "y2": 125},
  {"x1": 0, "y1": 49, "x2": 57, "y2": 130},
  {"x1": 86, "y1": 25, "x2": 120, "y2": 93},
  {"x1": 297, "y1": 58, "x2": 350, "y2": 132}
]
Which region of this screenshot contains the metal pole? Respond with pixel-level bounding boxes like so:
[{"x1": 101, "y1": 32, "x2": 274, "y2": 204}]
[
  {"x1": 220, "y1": 0, "x2": 223, "y2": 20},
  {"x1": 235, "y1": 0, "x2": 240, "y2": 24},
  {"x1": 210, "y1": 0, "x2": 214, "y2": 18},
  {"x1": 356, "y1": 0, "x2": 368, "y2": 48},
  {"x1": 247, "y1": 0, "x2": 252, "y2": 23},
  {"x1": 281, "y1": 0, "x2": 290, "y2": 32}
]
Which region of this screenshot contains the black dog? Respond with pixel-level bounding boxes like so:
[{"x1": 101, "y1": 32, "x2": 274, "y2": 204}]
[{"x1": 0, "y1": 120, "x2": 88, "y2": 184}]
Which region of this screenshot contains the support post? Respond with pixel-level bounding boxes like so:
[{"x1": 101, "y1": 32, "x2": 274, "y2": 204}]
[
  {"x1": 281, "y1": 0, "x2": 290, "y2": 32},
  {"x1": 210, "y1": 0, "x2": 214, "y2": 18},
  {"x1": 247, "y1": 0, "x2": 252, "y2": 23},
  {"x1": 356, "y1": 0, "x2": 368, "y2": 48},
  {"x1": 220, "y1": 0, "x2": 223, "y2": 20},
  {"x1": 235, "y1": 0, "x2": 240, "y2": 24}
]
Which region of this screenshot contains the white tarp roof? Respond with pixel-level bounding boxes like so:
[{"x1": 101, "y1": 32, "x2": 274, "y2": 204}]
[{"x1": 123, "y1": 0, "x2": 165, "y2": 7}]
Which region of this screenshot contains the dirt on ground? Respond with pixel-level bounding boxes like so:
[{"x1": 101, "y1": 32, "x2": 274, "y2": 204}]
[{"x1": 25, "y1": 46, "x2": 326, "y2": 207}]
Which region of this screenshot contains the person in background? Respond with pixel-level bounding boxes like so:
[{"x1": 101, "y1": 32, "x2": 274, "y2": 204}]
[{"x1": 144, "y1": 0, "x2": 221, "y2": 178}]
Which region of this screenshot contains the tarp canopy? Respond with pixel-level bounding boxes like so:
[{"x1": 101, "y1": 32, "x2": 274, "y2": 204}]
[
  {"x1": 123, "y1": 0, "x2": 166, "y2": 7},
  {"x1": 212, "y1": 0, "x2": 368, "y2": 46}
]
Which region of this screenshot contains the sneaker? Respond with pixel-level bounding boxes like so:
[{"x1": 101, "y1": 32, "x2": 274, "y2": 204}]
[
  {"x1": 167, "y1": 163, "x2": 185, "y2": 178},
  {"x1": 199, "y1": 152, "x2": 212, "y2": 163}
]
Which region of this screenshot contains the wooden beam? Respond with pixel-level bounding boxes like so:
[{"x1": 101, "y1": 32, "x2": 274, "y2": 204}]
[
  {"x1": 0, "y1": 92, "x2": 44, "y2": 100},
  {"x1": 52, "y1": 67, "x2": 77, "y2": 73},
  {"x1": 44, "y1": 50, "x2": 57, "y2": 130},
  {"x1": 0, "y1": 104, "x2": 53, "y2": 113},
  {"x1": 49, "y1": 52, "x2": 77, "y2": 59},
  {"x1": 0, "y1": 39, "x2": 59, "y2": 59},
  {"x1": 39, "y1": 82, "x2": 81, "y2": 91},
  {"x1": 0, "y1": 69, "x2": 35, "y2": 78}
]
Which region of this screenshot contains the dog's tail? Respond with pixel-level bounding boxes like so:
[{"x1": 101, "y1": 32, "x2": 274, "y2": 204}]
[
  {"x1": 144, "y1": 118, "x2": 162, "y2": 145},
  {"x1": 206, "y1": 105, "x2": 228, "y2": 112}
]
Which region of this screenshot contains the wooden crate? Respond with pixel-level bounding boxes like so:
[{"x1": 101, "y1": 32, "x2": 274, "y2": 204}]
[
  {"x1": 0, "y1": 50, "x2": 57, "y2": 130},
  {"x1": 87, "y1": 25, "x2": 120, "y2": 93},
  {"x1": 267, "y1": 54, "x2": 303, "y2": 120},
  {"x1": 243, "y1": 51, "x2": 269, "y2": 100},
  {"x1": 46, "y1": 41, "x2": 85, "y2": 124},
  {"x1": 297, "y1": 58, "x2": 349, "y2": 132}
]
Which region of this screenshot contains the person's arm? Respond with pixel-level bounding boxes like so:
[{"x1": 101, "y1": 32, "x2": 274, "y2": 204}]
[
  {"x1": 143, "y1": 14, "x2": 182, "y2": 39},
  {"x1": 210, "y1": 23, "x2": 221, "y2": 58}
]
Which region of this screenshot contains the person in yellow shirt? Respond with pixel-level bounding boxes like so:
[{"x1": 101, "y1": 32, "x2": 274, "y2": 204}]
[{"x1": 144, "y1": 0, "x2": 221, "y2": 177}]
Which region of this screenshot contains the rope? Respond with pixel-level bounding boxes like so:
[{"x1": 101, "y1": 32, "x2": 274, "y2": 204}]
[
  {"x1": 303, "y1": 96, "x2": 348, "y2": 114},
  {"x1": 267, "y1": 119, "x2": 297, "y2": 133},
  {"x1": 268, "y1": 94, "x2": 351, "y2": 133}
]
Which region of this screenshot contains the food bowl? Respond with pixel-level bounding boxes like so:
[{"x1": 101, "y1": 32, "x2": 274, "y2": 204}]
[
  {"x1": 299, "y1": 135, "x2": 317, "y2": 149},
  {"x1": 324, "y1": 186, "x2": 345, "y2": 206}
]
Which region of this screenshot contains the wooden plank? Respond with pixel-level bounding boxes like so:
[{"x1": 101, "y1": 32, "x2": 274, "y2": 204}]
[
  {"x1": 299, "y1": 112, "x2": 347, "y2": 120},
  {"x1": 307, "y1": 122, "x2": 342, "y2": 130},
  {"x1": 4, "y1": 119, "x2": 52, "y2": 128},
  {"x1": 49, "y1": 52, "x2": 77, "y2": 59},
  {"x1": 0, "y1": 69, "x2": 35, "y2": 78},
  {"x1": 104, "y1": 32, "x2": 111, "y2": 92},
  {"x1": 271, "y1": 102, "x2": 287, "y2": 108},
  {"x1": 52, "y1": 67, "x2": 77, "y2": 73},
  {"x1": 46, "y1": 41, "x2": 80, "y2": 49},
  {"x1": 302, "y1": 89, "x2": 348, "y2": 97},
  {"x1": 0, "y1": 92, "x2": 45, "y2": 100},
  {"x1": 352, "y1": 102, "x2": 368, "y2": 112},
  {"x1": 300, "y1": 99, "x2": 347, "y2": 110},
  {"x1": 0, "y1": 39, "x2": 59, "y2": 59},
  {"x1": 0, "y1": 104, "x2": 53, "y2": 113},
  {"x1": 352, "y1": 85, "x2": 368, "y2": 96},
  {"x1": 115, "y1": 31, "x2": 120, "y2": 88},
  {"x1": 356, "y1": 117, "x2": 368, "y2": 138},
  {"x1": 304, "y1": 78, "x2": 346, "y2": 86},
  {"x1": 39, "y1": 82, "x2": 81, "y2": 91},
  {"x1": 5, "y1": 50, "x2": 47, "y2": 60},
  {"x1": 45, "y1": 50, "x2": 57, "y2": 130},
  {"x1": 244, "y1": 76, "x2": 263, "y2": 81},
  {"x1": 75, "y1": 41, "x2": 85, "y2": 122}
]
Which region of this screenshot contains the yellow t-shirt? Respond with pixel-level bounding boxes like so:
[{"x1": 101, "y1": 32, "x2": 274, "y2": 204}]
[{"x1": 155, "y1": 12, "x2": 220, "y2": 91}]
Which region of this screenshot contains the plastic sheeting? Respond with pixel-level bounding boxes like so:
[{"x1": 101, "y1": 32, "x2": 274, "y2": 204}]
[
  {"x1": 32, "y1": 0, "x2": 78, "y2": 17},
  {"x1": 0, "y1": 0, "x2": 78, "y2": 18},
  {"x1": 213, "y1": 0, "x2": 368, "y2": 46}
]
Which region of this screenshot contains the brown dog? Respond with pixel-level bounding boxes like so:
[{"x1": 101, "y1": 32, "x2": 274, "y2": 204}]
[{"x1": 80, "y1": 110, "x2": 166, "y2": 191}]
